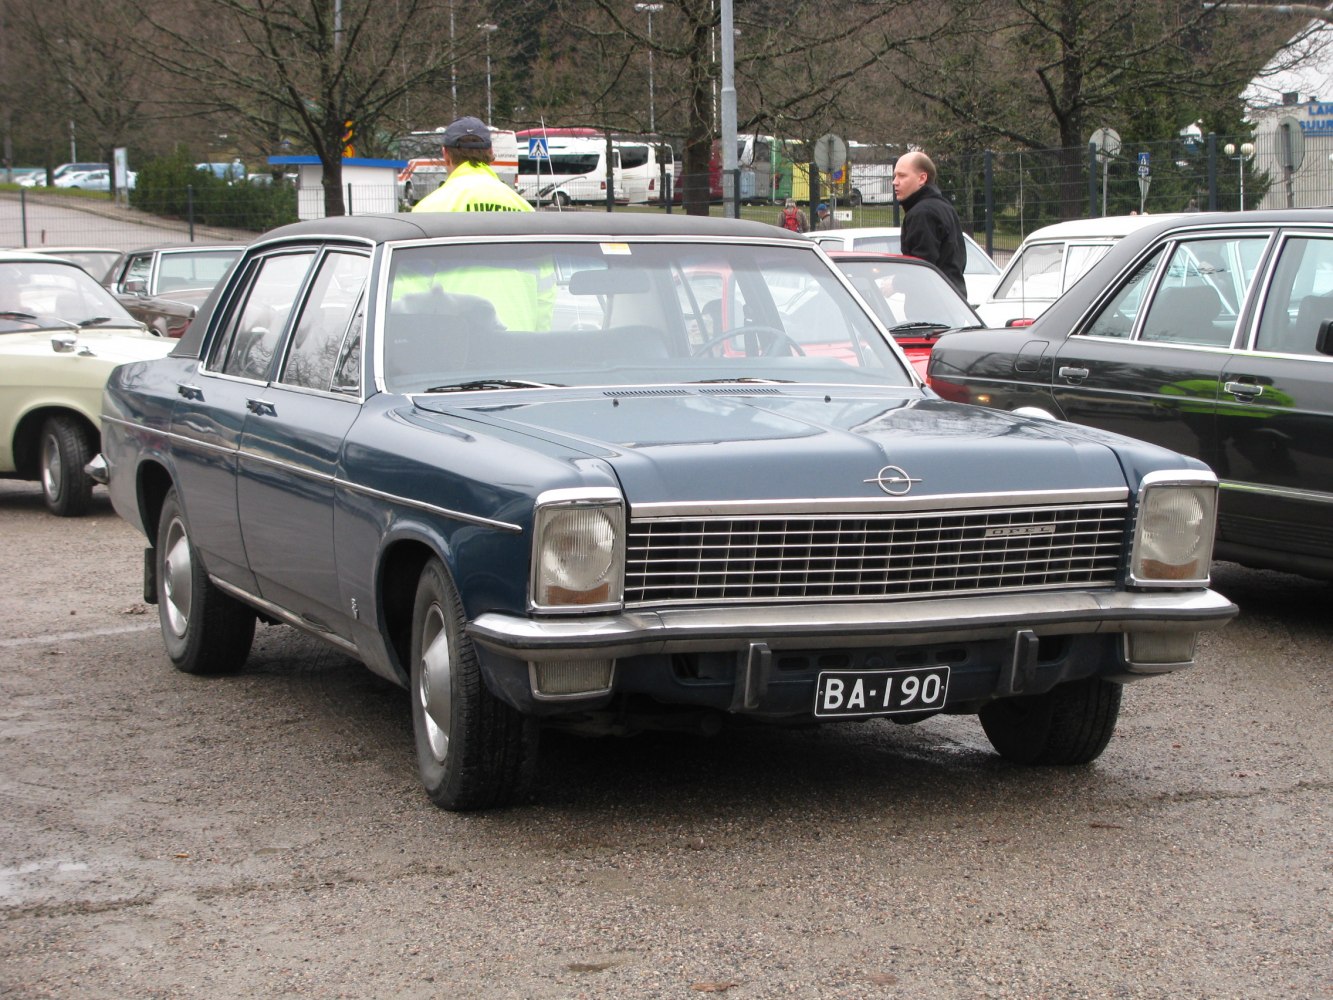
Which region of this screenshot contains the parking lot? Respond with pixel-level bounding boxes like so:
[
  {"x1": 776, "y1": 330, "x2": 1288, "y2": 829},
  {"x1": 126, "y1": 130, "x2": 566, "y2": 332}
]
[{"x1": 1, "y1": 478, "x2": 1329, "y2": 999}]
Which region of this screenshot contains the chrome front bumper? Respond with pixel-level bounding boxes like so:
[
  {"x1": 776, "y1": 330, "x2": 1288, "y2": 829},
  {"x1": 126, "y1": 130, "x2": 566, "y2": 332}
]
[{"x1": 467, "y1": 588, "x2": 1238, "y2": 662}]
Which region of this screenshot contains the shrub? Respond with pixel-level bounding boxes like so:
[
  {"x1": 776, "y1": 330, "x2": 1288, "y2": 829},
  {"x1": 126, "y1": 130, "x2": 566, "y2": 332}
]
[{"x1": 130, "y1": 147, "x2": 297, "y2": 231}]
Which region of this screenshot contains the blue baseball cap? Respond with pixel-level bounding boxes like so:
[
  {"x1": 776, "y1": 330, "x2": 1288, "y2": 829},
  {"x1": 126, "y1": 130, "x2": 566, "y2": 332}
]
[
  {"x1": 817, "y1": 202, "x2": 828, "y2": 211},
  {"x1": 441, "y1": 116, "x2": 492, "y2": 149}
]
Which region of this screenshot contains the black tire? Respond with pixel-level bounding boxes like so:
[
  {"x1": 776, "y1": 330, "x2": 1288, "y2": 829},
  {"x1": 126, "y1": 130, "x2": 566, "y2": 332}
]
[
  {"x1": 155, "y1": 488, "x2": 255, "y2": 674},
  {"x1": 551, "y1": 191, "x2": 571, "y2": 209},
  {"x1": 409, "y1": 558, "x2": 538, "y2": 810},
  {"x1": 39, "y1": 415, "x2": 94, "y2": 517},
  {"x1": 979, "y1": 676, "x2": 1122, "y2": 765}
]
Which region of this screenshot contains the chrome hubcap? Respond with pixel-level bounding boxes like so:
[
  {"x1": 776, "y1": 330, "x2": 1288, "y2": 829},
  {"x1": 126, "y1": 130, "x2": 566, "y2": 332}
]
[
  {"x1": 418, "y1": 603, "x2": 452, "y2": 762},
  {"x1": 161, "y1": 516, "x2": 193, "y2": 639},
  {"x1": 41, "y1": 434, "x2": 61, "y2": 500}
]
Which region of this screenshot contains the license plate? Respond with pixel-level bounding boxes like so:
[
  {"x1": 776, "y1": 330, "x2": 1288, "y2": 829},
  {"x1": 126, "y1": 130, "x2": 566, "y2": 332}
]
[{"x1": 813, "y1": 666, "x2": 950, "y2": 718}]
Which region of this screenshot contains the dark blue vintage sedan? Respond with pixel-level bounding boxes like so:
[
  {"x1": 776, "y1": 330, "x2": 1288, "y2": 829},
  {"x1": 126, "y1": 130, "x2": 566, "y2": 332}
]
[{"x1": 99, "y1": 214, "x2": 1236, "y2": 809}]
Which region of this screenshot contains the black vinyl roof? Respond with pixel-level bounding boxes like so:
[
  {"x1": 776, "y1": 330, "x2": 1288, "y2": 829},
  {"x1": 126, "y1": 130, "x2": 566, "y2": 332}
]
[{"x1": 255, "y1": 210, "x2": 805, "y2": 247}]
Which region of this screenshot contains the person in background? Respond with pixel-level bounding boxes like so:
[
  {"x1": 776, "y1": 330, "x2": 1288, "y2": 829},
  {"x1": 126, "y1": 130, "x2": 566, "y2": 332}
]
[
  {"x1": 1183, "y1": 198, "x2": 1201, "y2": 212},
  {"x1": 892, "y1": 151, "x2": 967, "y2": 297},
  {"x1": 814, "y1": 202, "x2": 836, "y2": 230},
  {"x1": 779, "y1": 197, "x2": 809, "y2": 233},
  {"x1": 412, "y1": 116, "x2": 531, "y2": 214}
]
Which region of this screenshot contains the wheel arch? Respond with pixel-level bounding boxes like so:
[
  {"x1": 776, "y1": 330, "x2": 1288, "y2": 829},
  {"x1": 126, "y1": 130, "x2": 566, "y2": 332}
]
[
  {"x1": 377, "y1": 537, "x2": 447, "y2": 686},
  {"x1": 12, "y1": 406, "x2": 98, "y2": 478},
  {"x1": 136, "y1": 459, "x2": 176, "y2": 544}
]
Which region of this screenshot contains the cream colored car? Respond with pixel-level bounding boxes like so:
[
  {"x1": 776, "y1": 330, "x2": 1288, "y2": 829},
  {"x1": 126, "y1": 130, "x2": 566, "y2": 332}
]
[{"x1": 0, "y1": 251, "x2": 173, "y2": 515}]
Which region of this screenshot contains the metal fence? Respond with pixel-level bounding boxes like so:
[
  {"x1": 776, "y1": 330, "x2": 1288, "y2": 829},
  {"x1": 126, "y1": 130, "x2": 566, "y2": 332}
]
[{"x1": 7, "y1": 129, "x2": 1333, "y2": 258}]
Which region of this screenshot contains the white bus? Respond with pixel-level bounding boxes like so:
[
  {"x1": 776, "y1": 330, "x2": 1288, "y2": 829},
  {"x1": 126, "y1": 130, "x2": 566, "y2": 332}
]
[
  {"x1": 516, "y1": 136, "x2": 625, "y2": 207},
  {"x1": 616, "y1": 142, "x2": 675, "y2": 204}
]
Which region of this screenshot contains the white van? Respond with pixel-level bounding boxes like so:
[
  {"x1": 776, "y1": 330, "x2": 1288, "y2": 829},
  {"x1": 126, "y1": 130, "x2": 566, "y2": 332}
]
[
  {"x1": 976, "y1": 214, "x2": 1175, "y2": 327},
  {"x1": 516, "y1": 136, "x2": 625, "y2": 207},
  {"x1": 616, "y1": 142, "x2": 675, "y2": 204}
]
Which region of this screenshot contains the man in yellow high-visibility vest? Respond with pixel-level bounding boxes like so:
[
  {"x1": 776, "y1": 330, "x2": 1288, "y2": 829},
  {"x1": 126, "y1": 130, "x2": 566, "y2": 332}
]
[{"x1": 411, "y1": 116, "x2": 531, "y2": 214}]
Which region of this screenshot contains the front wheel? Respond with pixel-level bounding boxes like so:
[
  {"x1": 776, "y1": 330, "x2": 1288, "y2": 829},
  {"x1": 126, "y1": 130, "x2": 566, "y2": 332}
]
[
  {"x1": 155, "y1": 488, "x2": 256, "y2": 674},
  {"x1": 979, "y1": 676, "x2": 1122, "y2": 765},
  {"x1": 40, "y1": 415, "x2": 94, "y2": 517},
  {"x1": 410, "y1": 558, "x2": 538, "y2": 810}
]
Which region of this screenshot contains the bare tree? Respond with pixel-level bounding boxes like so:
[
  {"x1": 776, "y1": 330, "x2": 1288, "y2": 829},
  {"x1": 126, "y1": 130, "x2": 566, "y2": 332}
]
[
  {"x1": 7, "y1": 0, "x2": 157, "y2": 188},
  {"x1": 131, "y1": 0, "x2": 475, "y2": 217},
  {"x1": 533, "y1": 0, "x2": 928, "y2": 214}
]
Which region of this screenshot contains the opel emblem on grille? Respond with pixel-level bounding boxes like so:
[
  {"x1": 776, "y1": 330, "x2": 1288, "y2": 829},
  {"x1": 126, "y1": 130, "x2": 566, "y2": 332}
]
[{"x1": 865, "y1": 465, "x2": 922, "y2": 495}]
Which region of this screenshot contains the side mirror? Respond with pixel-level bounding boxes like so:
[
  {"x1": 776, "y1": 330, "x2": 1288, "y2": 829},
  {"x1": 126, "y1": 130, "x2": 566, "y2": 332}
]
[{"x1": 1318, "y1": 319, "x2": 1333, "y2": 357}]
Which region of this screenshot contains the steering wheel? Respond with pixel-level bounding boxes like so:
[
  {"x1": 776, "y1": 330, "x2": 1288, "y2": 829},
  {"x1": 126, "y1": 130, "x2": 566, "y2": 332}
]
[{"x1": 691, "y1": 324, "x2": 806, "y2": 358}]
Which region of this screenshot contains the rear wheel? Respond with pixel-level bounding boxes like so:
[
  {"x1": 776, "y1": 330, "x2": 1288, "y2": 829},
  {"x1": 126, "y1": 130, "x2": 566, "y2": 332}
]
[
  {"x1": 551, "y1": 190, "x2": 572, "y2": 209},
  {"x1": 40, "y1": 415, "x2": 94, "y2": 517},
  {"x1": 156, "y1": 488, "x2": 255, "y2": 674},
  {"x1": 979, "y1": 676, "x2": 1122, "y2": 765},
  {"x1": 410, "y1": 558, "x2": 538, "y2": 810}
]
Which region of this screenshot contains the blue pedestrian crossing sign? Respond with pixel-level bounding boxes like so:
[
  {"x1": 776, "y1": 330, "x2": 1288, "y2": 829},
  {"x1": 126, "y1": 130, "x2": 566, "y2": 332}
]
[
  {"x1": 528, "y1": 137, "x2": 549, "y2": 159},
  {"x1": 1138, "y1": 151, "x2": 1150, "y2": 177}
]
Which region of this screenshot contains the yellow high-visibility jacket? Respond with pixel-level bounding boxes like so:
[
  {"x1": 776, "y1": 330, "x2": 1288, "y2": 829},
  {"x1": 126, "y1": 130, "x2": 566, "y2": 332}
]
[{"x1": 411, "y1": 160, "x2": 532, "y2": 214}]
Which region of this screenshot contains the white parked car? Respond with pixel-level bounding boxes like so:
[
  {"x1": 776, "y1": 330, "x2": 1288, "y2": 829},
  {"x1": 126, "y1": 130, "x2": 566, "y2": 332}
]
[
  {"x1": 805, "y1": 226, "x2": 1001, "y2": 306},
  {"x1": 0, "y1": 252, "x2": 172, "y2": 515},
  {"x1": 974, "y1": 214, "x2": 1176, "y2": 328}
]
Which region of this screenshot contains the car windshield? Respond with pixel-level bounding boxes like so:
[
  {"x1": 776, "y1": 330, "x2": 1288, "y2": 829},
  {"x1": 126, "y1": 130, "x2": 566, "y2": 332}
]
[
  {"x1": 0, "y1": 261, "x2": 139, "y2": 332},
  {"x1": 833, "y1": 259, "x2": 980, "y2": 331},
  {"x1": 380, "y1": 240, "x2": 912, "y2": 392}
]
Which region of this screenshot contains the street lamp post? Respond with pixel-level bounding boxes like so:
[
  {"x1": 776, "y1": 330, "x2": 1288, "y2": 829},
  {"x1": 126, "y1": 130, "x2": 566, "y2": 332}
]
[
  {"x1": 479, "y1": 23, "x2": 498, "y2": 123},
  {"x1": 634, "y1": 3, "x2": 662, "y2": 134},
  {"x1": 1224, "y1": 141, "x2": 1255, "y2": 210}
]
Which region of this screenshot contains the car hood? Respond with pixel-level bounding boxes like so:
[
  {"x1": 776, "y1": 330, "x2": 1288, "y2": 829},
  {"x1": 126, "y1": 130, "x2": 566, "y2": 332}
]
[
  {"x1": 415, "y1": 388, "x2": 1150, "y2": 504},
  {"x1": 0, "y1": 327, "x2": 173, "y2": 366}
]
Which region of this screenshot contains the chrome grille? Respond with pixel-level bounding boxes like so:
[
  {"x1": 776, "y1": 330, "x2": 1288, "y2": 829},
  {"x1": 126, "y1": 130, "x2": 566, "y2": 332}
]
[{"x1": 625, "y1": 502, "x2": 1128, "y2": 606}]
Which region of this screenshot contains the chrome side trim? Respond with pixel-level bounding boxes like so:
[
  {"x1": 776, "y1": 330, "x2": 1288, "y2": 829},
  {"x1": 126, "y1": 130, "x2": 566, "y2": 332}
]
[
  {"x1": 629, "y1": 487, "x2": 1129, "y2": 518},
  {"x1": 104, "y1": 416, "x2": 522, "y2": 532},
  {"x1": 336, "y1": 479, "x2": 523, "y2": 533},
  {"x1": 467, "y1": 588, "x2": 1238, "y2": 661},
  {"x1": 1219, "y1": 479, "x2": 1333, "y2": 505},
  {"x1": 210, "y1": 577, "x2": 360, "y2": 656}
]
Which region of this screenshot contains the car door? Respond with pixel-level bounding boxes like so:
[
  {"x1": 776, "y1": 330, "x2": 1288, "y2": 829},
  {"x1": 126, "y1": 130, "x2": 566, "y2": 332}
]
[
  {"x1": 236, "y1": 248, "x2": 370, "y2": 639},
  {"x1": 1218, "y1": 231, "x2": 1333, "y2": 565},
  {"x1": 1050, "y1": 233, "x2": 1270, "y2": 467},
  {"x1": 168, "y1": 247, "x2": 318, "y2": 595}
]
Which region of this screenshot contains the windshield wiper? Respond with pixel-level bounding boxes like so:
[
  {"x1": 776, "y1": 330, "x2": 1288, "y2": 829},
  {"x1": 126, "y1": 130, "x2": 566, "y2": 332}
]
[
  {"x1": 77, "y1": 316, "x2": 114, "y2": 328},
  {"x1": 692, "y1": 376, "x2": 794, "y2": 384},
  {"x1": 422, "y1": 378, "x2": 560, "y2": 393},
  {"x1": 888, "y1": 321, "x2": 953, "y2": 333},
  {"x1": 0, "y1": 311, "x2": 39, "y2": 322}
]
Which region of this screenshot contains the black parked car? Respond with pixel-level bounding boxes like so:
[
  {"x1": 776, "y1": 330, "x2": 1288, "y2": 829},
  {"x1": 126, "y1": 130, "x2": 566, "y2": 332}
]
[
  {"x1": 929, "y1": 209, "x2": 1333, "y2": 580},
  {"x1": 98, "y1": 213, "x2": 1235, "y2": 810}
]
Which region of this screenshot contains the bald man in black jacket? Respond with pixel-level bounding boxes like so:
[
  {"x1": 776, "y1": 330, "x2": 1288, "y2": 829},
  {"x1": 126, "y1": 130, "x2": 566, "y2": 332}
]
[{"x1": 893, "y1": 151, "x2": 968, "y2": 298}]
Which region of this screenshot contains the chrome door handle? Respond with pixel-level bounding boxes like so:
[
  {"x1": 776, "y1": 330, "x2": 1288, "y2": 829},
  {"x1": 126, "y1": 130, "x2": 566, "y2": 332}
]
[
  {"x1": 246, "y1": 398, "x2": 276, "y2": 416},
  {"x1": 177, "y1": 383, "x2": 203, "y2": 401},
  {"x1": 1223, "y1": 381, "x2": 1263, "y2": 400},
  {"x1": 1058, "y1": 366, "x2": 1089, "y2": 381}
]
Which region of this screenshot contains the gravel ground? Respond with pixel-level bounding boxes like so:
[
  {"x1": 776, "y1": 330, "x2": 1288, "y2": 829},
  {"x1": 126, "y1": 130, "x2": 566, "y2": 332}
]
[{"x1": 1, "y1": 480, "x2": 1329, "y2": 999}]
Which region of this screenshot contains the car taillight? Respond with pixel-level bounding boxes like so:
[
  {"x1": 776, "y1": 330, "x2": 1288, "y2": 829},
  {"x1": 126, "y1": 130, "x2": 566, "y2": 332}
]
[
  {"x1": 1006, "y1": 318, "x2": 1035, "y2": 327},
  {"x1": 928, "y1": 377, "x2": 972, "y2": 403}
]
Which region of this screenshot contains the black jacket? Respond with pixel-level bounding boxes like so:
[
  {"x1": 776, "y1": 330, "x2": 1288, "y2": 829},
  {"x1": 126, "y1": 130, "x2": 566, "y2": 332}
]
[{"x1": 900, "y1": 183, "x2": 968, "y2": 297}]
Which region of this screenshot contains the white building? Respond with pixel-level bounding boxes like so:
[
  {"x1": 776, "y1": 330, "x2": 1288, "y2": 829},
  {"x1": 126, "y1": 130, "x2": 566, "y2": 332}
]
[
  {"x1": 1240, "y1": 11, "x2": 1333, "y2": 209},
  {"x1": 267, "y1": 156, "x2": 406, "y2": 220}
]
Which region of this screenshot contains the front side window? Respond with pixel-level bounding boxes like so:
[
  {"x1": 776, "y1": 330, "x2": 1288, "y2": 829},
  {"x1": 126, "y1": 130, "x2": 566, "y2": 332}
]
[
  {"x1": 122, "y1": 254, "x2": 153, "y2": 290},
  {"x1": 1256, "y1": 235, "x2": 1333, "y2": 355},
  {"x1": 380, "y1": 241, "x2": 910, "y2": 393}
]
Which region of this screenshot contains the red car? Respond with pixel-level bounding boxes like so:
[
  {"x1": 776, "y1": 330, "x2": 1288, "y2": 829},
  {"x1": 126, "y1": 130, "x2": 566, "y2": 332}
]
[{"x1": 825, "y1": 250, "x2": 983, "y2": 379}]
